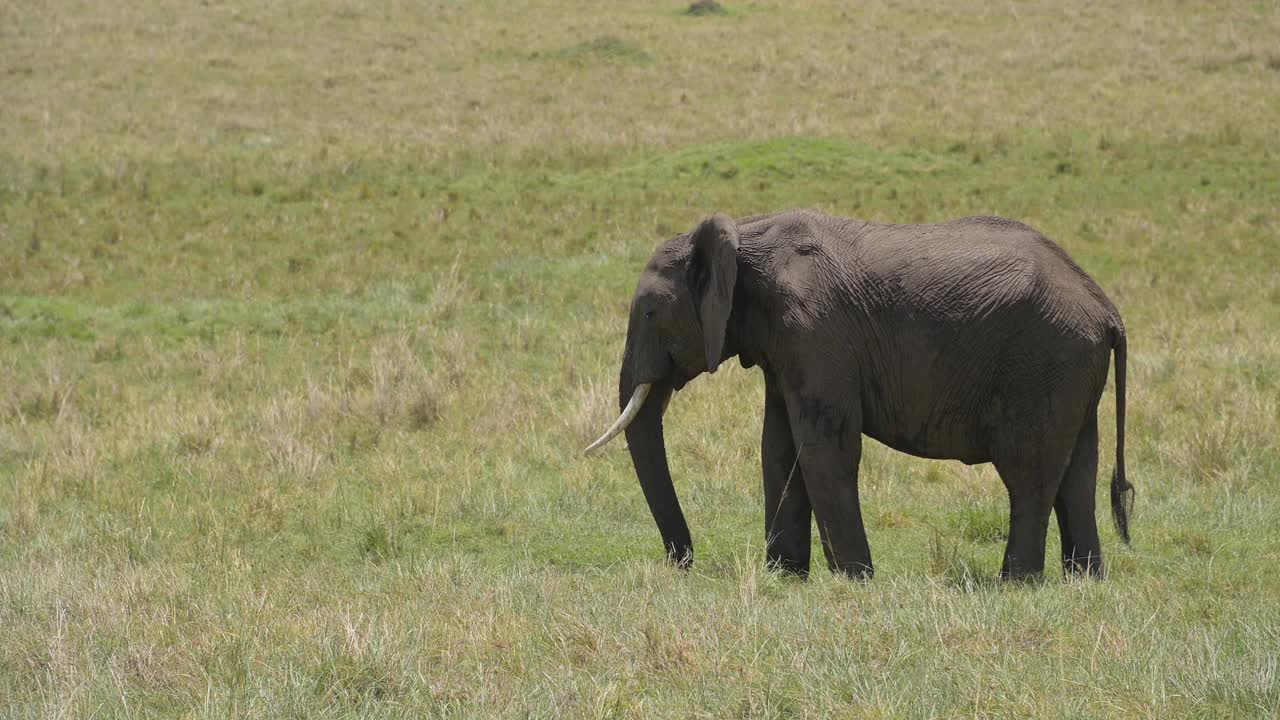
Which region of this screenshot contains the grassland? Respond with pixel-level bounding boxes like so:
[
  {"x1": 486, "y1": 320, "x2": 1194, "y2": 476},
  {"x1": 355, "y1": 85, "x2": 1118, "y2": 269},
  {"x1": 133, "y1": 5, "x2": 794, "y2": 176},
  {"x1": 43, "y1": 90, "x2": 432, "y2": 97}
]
[{"x1": 2, "y1": 1, "x2": 1279, "y2": 717}]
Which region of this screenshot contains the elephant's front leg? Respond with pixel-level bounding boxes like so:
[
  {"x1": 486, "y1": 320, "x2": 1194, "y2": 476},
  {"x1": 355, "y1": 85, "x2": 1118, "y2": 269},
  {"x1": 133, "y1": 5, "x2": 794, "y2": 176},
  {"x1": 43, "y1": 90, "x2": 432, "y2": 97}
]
[
  {"x1": 783, "y1": 386, "x2": 872, "y2": 580},
  {"x1": 762, "y1": 375, "x2": 812, "y2": 576}
]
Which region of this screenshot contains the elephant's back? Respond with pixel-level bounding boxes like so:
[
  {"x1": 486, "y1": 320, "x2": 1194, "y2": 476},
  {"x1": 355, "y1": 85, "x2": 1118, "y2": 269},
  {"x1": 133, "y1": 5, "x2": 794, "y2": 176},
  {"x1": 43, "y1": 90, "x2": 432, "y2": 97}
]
[{"x1": 859, "y1": 215, "x2": 1118, "y2": 343}]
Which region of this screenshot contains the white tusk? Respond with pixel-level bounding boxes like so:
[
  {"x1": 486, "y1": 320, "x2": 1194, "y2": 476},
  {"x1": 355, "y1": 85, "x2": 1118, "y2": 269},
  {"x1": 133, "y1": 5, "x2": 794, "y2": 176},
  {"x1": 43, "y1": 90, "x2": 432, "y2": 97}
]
[{"x1": 583, "y1": 383, "x2": 652, "y2": 456}]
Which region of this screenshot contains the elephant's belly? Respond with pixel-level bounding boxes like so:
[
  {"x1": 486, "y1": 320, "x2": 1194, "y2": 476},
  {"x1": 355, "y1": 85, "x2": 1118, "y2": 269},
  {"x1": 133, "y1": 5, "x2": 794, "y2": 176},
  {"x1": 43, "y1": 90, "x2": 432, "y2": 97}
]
[
  {"x1": 859, "y1": 349, "x2": 996, "y2": 465},
  {"x1": 862, "y1": 422, "x2": 991, "y2": 466}
]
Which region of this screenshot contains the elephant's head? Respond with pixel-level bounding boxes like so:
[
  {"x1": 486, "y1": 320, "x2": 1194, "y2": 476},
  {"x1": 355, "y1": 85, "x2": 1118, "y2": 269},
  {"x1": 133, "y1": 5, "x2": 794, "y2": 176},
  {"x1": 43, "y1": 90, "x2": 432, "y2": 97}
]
[{"x1": 584, "y1": 214, "x2": 740, "y2": 568}]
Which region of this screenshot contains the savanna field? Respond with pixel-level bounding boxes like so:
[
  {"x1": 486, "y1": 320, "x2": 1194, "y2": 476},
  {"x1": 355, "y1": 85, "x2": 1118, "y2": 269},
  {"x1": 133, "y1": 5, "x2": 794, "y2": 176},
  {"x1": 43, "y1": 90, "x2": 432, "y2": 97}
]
[{"x1": 2, "y1": 1, "x2": 1279, "y2": 716}]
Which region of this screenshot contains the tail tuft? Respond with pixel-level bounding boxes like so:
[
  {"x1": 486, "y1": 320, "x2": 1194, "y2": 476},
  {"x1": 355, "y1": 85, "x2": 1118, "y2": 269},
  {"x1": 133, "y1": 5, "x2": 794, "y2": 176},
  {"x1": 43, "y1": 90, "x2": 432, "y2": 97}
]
[{"x1": 1110, "y1": 467, "x2": 1134, "y2": 545}]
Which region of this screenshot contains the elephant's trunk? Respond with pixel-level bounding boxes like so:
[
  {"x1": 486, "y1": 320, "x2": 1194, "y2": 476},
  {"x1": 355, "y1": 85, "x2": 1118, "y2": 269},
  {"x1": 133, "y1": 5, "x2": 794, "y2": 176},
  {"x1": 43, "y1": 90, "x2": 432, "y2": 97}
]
[{"x1": 620, "y1": 377, "x2": 692, "y2": 568}]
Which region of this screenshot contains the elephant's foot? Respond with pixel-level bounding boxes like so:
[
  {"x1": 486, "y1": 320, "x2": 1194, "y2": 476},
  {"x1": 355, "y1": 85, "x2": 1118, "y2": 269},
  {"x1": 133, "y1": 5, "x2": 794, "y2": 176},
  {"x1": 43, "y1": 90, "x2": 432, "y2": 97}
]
[
  {"x1": 665, "y1": 543, "x2": 694, "y2": 570},
  {"x1": 1062, "y1": 551, "x2": 1105, "y2": 579},
  {"x1": 999, "y1": 551, "x2": 1046, "y2": 582},
  {"x1": 998, "y1": 567, "x2": 1045, "y2": 583},
  {"x1": 766, "y1": 554, "x2": 810, "y2": 579},
  {"x1": 831, "y1": 560, "x2": 874, "y2": 582}
]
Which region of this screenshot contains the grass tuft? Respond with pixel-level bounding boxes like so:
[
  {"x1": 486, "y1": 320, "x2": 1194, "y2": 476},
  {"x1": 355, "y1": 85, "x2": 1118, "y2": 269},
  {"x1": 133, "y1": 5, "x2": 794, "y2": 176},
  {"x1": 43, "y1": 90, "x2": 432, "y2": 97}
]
[
  {"x1": 543, "y1": 36, "x2": 654, "y2": 67},
  {"x1": 686, "y1": 1, "x2": 728, "y2": 16},
  {"x1": 952, "y1": 503, "x2": 1009, "y2": 544}
]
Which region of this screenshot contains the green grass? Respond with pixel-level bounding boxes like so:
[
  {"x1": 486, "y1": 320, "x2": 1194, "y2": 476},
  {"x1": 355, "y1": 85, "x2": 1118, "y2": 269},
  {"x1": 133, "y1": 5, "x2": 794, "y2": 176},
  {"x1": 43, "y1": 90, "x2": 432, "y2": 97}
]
[{"x1": 3, "y1": 0, "x2": 1280, "y2": 717}]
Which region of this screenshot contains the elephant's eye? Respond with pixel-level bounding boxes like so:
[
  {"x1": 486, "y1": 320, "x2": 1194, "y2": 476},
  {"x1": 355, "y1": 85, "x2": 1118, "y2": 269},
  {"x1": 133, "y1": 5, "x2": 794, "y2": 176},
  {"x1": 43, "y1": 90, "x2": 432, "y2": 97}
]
[{"x1": 643, "y1": 310, "x2": 656, "y2": 320}]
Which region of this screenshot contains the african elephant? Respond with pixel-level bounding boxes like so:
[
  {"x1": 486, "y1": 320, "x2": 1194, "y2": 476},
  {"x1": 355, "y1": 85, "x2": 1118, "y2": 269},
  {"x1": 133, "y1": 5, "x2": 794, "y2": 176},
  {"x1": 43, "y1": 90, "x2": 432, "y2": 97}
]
[{"x1": 585, "y1": 210, "x2": 1132, "y2": 580}]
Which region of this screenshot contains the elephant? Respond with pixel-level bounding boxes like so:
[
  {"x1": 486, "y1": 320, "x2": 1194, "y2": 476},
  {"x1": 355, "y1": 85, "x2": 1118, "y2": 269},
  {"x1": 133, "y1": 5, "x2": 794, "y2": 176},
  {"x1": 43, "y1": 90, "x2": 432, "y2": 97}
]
[{"x1": 585, "y1": 210, "x2": 1133, "y2": 580}]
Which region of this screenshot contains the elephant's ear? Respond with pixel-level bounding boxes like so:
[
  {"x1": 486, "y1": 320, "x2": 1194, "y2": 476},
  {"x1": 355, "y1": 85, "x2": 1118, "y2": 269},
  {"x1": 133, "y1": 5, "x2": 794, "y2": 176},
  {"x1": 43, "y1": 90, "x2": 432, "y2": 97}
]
[{"x1": 689, "y1": 213, "x2": 740, "y2": 374}]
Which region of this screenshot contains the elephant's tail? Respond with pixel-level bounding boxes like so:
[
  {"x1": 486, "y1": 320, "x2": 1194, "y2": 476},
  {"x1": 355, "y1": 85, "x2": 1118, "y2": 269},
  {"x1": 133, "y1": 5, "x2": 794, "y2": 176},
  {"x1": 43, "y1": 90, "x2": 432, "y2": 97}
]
[{"x1": 1109, "y1": 323, "x2": 1134, "y2": 545}]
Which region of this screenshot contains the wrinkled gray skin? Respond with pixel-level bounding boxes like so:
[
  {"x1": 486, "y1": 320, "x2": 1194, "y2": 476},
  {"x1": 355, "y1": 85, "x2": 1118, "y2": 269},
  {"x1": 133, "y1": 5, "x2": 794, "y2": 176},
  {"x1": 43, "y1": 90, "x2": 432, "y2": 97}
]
[{"x1": 616, "y1": 210, "x2": 1132, "y2": 580}]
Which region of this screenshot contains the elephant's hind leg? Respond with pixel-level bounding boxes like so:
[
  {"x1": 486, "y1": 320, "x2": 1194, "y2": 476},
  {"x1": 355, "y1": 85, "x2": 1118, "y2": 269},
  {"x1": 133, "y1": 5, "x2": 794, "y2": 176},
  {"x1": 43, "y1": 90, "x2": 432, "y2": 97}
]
[
  {"x1": 1054, "y1": 406, "x2": 1104, "y2": 577},
  {"x1": 994, "y1": 428, "x2": 1078, "y2": 581},
  {"x1": 762, "y1": 375, "x2": 812, "y2": 576}
]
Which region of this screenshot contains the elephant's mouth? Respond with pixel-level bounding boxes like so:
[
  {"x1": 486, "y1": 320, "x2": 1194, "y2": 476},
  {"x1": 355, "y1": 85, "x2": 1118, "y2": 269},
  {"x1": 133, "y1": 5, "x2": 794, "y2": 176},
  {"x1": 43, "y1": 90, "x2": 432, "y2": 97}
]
[
  {"x1": 667, "y1": 353, "x2": 698, "y2": 391},
  {"x1": 638, "y1": 374, "x2": 687, "y2": 392},
  {"x1": 632, "y1": 353, "x2": 691, "y2": 391}
]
